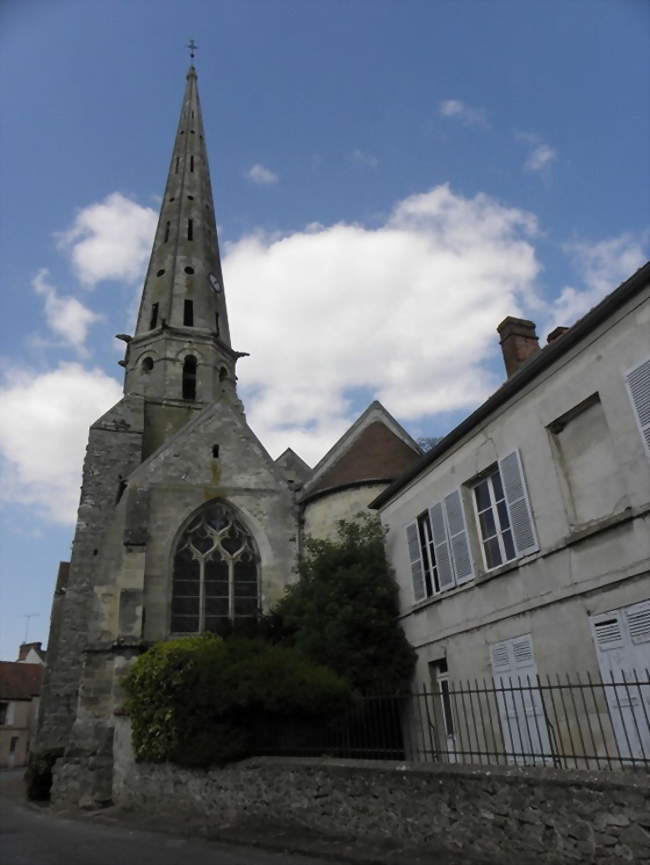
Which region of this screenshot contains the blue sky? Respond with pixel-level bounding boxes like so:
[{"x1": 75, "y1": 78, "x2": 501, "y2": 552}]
[{"x1": 0, "y1": 0, "x2": 648, "y2": 660}]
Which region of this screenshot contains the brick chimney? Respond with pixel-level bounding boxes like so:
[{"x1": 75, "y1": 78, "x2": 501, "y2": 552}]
[
  {"x1": 547, "y1": 326, "x2": 569, "y2": 344},
  {"x1": 18, "y1": 641, "x2": 43, "y2": 662},
  {"x1": 497, "y1": 316, "x2": 541, "y2": 378}
]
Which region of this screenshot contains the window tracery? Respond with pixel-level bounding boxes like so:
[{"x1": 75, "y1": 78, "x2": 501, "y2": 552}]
[{"x1": 171, "y1": 500, "x2": 259, "y2": 635}]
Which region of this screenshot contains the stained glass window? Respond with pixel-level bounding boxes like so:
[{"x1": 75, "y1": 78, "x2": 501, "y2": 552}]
[{"x1": 171, "y1": 500, "x2": 259, "y2": 635}]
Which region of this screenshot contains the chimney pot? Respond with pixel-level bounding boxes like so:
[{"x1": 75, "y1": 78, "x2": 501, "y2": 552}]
[{"x1": 497, "y1": 316, "x2": 541, "y2": 378}]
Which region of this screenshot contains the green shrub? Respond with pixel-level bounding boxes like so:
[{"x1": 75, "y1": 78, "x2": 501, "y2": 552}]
[{"x1": 123, "y1": 635, "x2": 352, "y2": 767}]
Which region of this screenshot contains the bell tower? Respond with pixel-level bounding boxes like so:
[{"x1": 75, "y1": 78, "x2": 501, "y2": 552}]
[
  {"x1": 35, "y1": 57, "x2": 300, "y2": 809},
  {"x1": 122, "y1": 64, "x2": 247, "y2": 456}
]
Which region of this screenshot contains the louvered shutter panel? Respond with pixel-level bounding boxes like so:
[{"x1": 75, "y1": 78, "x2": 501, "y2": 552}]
[
  {"x1": 405, "y1": 521, "x2": 426, "y2": 602},
  {"x1": 429, "y1": 502, "x2": 455, "y2": 590},
  {"x1": 490, "y1": 640, "x2": 513, "y2": 675},
  {"x1": 499, "y1": 450, "x2": 538, "y2": 556},
  {"x1": 511, "y1": 634, "x2": 536, "y2": 673},
  {"x1": 626, "y1": 358, "x2": 650, "y2": 457},
  {"x1": 591, "y1": 612, "x2": 626, "y2": 651},
  {"x1": 490, "y1": 634, "x2": 550, "y2": 764},
  {"x1": 625, "y1": 601, "x2": 650, "y2": 645},
  {"x1": 443, "y1": 489, "x2": 474, "y2": 583}
]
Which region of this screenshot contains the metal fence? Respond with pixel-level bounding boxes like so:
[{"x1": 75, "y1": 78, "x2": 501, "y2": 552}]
[{"x1": 254, "y1": 671, "x2": 650, "y2": 772}]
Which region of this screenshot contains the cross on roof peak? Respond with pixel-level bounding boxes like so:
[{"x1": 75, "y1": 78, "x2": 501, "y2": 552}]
[{"x1": 187, "y1": 39, "x2": 198, "y2": 60}]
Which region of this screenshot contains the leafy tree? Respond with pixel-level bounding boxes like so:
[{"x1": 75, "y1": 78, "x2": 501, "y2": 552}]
[{"x1": 272, "y1": 515, "x2": 416, "y2": 694}]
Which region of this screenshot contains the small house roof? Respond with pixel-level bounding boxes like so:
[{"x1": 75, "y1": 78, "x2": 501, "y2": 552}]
[
  {"x1": 0, "y1": 661, "x2": 44, "y2": 700},
  {"x1": 301, "y1": 401, "x2": 422, "y2": 502}
]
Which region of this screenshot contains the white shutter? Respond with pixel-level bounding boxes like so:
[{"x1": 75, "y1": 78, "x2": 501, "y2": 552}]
[
  {"x1": 511, "y1": 634, "x2": 536, "y2": 672},
  {"x1": 625, "y1": 600, "x2": 650, "y2": 646},
  {"x1": 626, "y1": 358, "x2": 650, "y2": 458},
  {"x1": 499, "y1": 450, "x2": 538, "y2": 556},
  {"x1": 490, "y1": 633, "x2": 550, "y2": 764},
  {"x1": 590, "y1": 604, "x2": 650, "y2": 760},
  {"x1": 429, "y1": 502, "x2": 455, "y2": 590},
  {"x1": 443, "y1": 489, "x2": 474, "y2": 583},
  {"x1": 405, "y1": 521, "x2": 426, "y2": 603},
  {"x1": 591, "y1": 612, "x2": 626, "y2": 651}
]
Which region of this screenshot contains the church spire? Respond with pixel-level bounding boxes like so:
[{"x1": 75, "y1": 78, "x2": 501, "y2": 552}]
[
  {"x1": 134, "y1": 64, "x2": 230, "y2": 344},
  {"x1": 125, "y1": 63, "x2": 243, "y2": 408}
]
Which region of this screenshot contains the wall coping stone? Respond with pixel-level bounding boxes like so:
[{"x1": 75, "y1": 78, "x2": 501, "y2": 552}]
[{"x1": 238, "y1": 755, "x2": 650, "y2": 793}]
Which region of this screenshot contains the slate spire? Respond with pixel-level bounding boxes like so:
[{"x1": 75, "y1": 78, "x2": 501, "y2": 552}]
[
  {"x1": 134, "y1": 65, "x2": 230, "y2": 342},
  {"x1": 125, "y1": 65, "x2": 242, "y2": 407}
]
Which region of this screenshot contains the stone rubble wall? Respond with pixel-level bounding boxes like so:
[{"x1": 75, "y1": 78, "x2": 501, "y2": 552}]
[
  {"x1": 112, "y1": 721, "x2": 650, "y2": 865},
  {"x1": 37, "y1": 401, "x2": 144, "y2": 756}
]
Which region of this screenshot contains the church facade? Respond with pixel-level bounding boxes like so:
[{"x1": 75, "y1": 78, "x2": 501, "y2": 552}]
[{"x1": 36, "y1": 65, "x2": 421, "y2": 806}]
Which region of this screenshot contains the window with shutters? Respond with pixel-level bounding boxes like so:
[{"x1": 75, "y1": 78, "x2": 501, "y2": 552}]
[
  {"x1": 404, "y1": 492, "x2": 474, "y2": 603},
  {"x1": 626, "y1": 357, "x2": 650, "y2": 458},
  {"x1": 406, "y1": 511, "x2": 436, "y2": 600},
  {"x1": 471, "y1": 450, "x2": 538, "y2": 572},
  {"x1": 473, "y1": 467, "x2": 516, "y2": 569},
  {"x1": 549, "y1": 395, "x2": 625, "y2": 527}
]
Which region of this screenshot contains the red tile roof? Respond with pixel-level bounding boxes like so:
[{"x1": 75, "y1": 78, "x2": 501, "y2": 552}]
[
  {"x1": 306, "y1": 421, "x2": 421, "y2": 497},
  {"x1": 0, "y1": 662, "x2": 44, "y2": 700}
]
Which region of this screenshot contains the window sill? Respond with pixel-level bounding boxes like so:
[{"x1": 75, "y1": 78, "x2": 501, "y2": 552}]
[
  {"x1": 562, "y1": 507, "x2": 637, "y2": 547},
  {"x1": 407, "y1": 579, "x2": 475, "y2": 614},
  {"x1": 475, "y1": 558, "x2": 522, "y2": 585},
  {"x1": 406, "y1": 553, "x2": 540, "y2": 616}
]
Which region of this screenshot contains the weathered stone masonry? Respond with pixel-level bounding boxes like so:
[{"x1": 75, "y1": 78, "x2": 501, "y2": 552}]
[
  {"x1": 37, "y1": 398, "x2": 144, "y2": 757},
  {"x1": 108, "y1": 722, "x2": 650, "y2": 865}
]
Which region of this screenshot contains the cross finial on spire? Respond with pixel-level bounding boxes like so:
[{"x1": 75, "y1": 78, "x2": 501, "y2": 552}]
[{"x1": 187, "y1": 39, "x2": 198, "y2": 60}]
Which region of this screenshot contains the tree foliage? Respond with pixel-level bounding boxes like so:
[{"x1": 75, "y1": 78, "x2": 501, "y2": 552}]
[
  {"x1": 123, "y1": 634, "x2": 352, "y2": 767},
  {"x1": 272, "y1": 515, "x2": 416, "y2": 693}
]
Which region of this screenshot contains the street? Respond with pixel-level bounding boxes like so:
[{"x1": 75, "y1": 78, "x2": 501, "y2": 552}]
[{"x1": 0, "y1": 771, "x2": 340, "y2": 865}]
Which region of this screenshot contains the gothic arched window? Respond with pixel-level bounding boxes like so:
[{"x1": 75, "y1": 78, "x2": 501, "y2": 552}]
[{"x1": 171, "y1": 500, "x2": 259, "y2": 635}]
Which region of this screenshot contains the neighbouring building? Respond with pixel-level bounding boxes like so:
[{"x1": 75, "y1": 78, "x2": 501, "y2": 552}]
[
  {"x1": 300, "y1": 401, "x2": 422, "y2": 541},
  {"x1": 371, "y1": 262, "x2": 650, "y2": 763},
  {"x1": 17, "y1": 642, "x2": 47, "y2": 665},
  {"x1": 0, "y1": 650, "x2": 44, "y2": 768},
  {"x1": 35, "y1": 63, "x2": 420, "y2": 807}
]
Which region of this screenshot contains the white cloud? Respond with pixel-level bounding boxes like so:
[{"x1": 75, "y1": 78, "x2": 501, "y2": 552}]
[
  {"x1": 547, "y1": 232, "x2": 649, "y2": 333},
  {"x1": 349, "y1": 149, "x2": 379, "y2": 169},
  {"x1": 32, "y1": 269, "x2": 100, "y2": 354},
  {"x1": 58, "y1": 192, "x2": 157, "y2": 287},
  {"x1": 0, "y1": 364, "x2": 122, "y2": 524},
  {"x1": 516, "y1": 132, "x2": 557, "y2": 173},
  {"x1": 439, "y1": 99, "x2": 488, "y2": 128},
  {"x1": 224, "y1": 184, "x2": 539, "y2": 464},
  {"x1": 246, "y1": 163, "x2": 279, "y2": 185}
]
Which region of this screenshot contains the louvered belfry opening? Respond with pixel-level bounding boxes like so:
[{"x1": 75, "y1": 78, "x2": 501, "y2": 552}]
[{"x1": 182, "y1": 355, "x2": 197, "y2": 399}]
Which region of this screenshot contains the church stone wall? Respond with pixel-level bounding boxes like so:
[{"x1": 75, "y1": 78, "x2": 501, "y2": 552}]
[
  {"x1": 37, "y1": 398, "x2": 143, "y2": 755},
  {"x1": 302, "y1": 482, "x2": 388, "y2": 542}
]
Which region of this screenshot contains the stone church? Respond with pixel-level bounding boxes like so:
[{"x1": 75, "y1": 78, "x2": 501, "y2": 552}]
[{"x1": 36, "y1": 64, "x2": 421, "y2": 805}]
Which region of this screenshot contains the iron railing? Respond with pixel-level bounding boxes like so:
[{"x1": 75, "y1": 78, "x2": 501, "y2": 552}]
[{"x1": 254, "y1": 670, "x2": 650, "y2": 772}]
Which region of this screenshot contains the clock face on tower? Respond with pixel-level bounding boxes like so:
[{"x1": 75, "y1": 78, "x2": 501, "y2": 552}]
[{"x1": 208, "y1": 273, "x2": 222, "y2": 293}]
